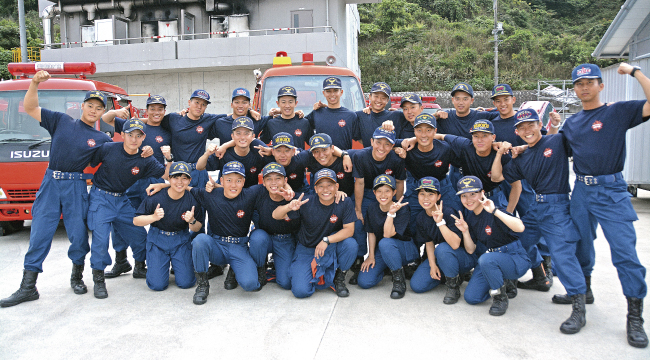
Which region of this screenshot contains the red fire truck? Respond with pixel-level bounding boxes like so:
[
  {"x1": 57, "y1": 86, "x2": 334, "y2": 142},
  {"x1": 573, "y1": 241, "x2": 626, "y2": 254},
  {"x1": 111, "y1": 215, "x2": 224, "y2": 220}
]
[{"x1": 0, "y1": 62, "x2": 137, "y2": 236}]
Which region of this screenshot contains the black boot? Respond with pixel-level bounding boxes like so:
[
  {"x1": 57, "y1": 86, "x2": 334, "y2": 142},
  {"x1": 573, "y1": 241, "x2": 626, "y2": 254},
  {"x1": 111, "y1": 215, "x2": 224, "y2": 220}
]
[
  {"x1": 104, "y1": 250, "x2": 132, "y2": 278},
  {"x1": 132, "y1": 261, "x2": 147, "y2": 279},
  {"x1": 517, "y1": 263, "x2": 551, "y2": 291},
  {"x1": 333, "y1": 269, "x2": 350, "y2": 297},
  {"x1": 348, "y1": 257, "x2": 363, "y2": 285},
  {"x1": 92, "y1": 269, "x2": 108, "y2": 299},
  {"x1": 224, "y1": 266, "x2": 238, "y2": 290},
  {"x1": 0, "y1": 270, "x2": 39, "y2": 308},
  {"x1": 560, "y1": 294, "x2": 586, "y2": 334},
  {"x1": 542, "y1": 255, "x2": 554, "y2": 277},
  {"x1": 553, "y1": 276, "x2": 594, "y2": 304},
  {"x1": 390, "y1": 268, "x2": 406, "y2": 299},
  {"x1": 193, "y1": 272, "x2": 210, "y2": 305},
  {"x1": 404, "y1": 258, "x2": 420, "y2": 280},
  {"x1": 627, "y1": 297, "x2": 648, "y2": 348},
  {"x1": 505, "y1": 279, "x2": 518, "y2": 299},
  {"x1": 253, "y1": 266, "x2": 267, "y2": 291},
  {"x1": 443, "y1": 276, "x2": 461, "y2": 304},
  {"x1": 70, "y1": 263, "x2": 87, "y2": 295},
  {"x1": 207, "y1": 263, "x2": 224, "y2": 279},
  {"x1": 489, "y1": 285, "x2": 509, "y2": 316}
]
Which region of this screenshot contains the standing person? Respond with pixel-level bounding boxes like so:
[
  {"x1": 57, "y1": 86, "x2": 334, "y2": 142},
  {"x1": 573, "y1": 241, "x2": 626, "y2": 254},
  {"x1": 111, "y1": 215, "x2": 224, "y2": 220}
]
[
  {"x1": 351, "y1": 127, "x2": 407, "y2": 285},
  {"x1": 210, "y1": 88, "x2": 266, "y2": 144},
  {"x1": 273, "y1": 169, "x2": 358, "y2": 298},
  {"x1": 1, "y1": 71, "x2": 112, "y2": 307},
  {"x1": 133, "y1": 162, "x2": 202, "y2": 291},
  {"x1": 560, "y1": 63, "x2": 649, "y2": 347},
  {"x1": 357, "y1": 175, "x2": 416, "y2": 299},
  {"x1": 452, "y1": 176, "x2": 530, "y2": 316},
  {"x1": 490, "y1": 109, "x2": 587, "y2": 334},
  {"x1": 86, "y1": 119, "x2": 167, "y2": 299},
  {"x1": 306, "y1": 77, "x2": 361, "y2": 150},
  {"x1": 259, "y1": 86, "x2": 313, "y2": 149},
  {"x1": 397, "y1": 93, "x2": 423, "y2": 140},
  {"x1": 356, "y1": 82, "x2": 407, "y2": 146}
]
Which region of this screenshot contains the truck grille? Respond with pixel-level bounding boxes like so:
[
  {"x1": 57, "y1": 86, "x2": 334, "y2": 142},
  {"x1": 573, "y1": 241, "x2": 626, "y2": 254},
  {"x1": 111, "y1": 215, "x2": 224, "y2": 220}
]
[{"x1": 7, "y1": 189, "x2": 38, "y2": 199}]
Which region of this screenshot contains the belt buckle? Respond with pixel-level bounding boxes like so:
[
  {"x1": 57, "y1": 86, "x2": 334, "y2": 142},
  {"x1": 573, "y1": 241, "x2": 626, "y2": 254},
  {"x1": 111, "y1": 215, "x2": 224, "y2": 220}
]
[
  {"x1": 584, "y1": 176, "x2": 596, "y2": 185},
  {"x1": 52, "y1": 170, "x2": 62, "y2": 179}
]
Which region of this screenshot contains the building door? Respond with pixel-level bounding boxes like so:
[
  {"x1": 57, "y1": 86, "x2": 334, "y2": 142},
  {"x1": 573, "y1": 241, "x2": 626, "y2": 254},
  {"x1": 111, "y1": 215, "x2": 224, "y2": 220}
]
[{"x1": 291, "y1": 10, "x2": 313, "y2": 33}]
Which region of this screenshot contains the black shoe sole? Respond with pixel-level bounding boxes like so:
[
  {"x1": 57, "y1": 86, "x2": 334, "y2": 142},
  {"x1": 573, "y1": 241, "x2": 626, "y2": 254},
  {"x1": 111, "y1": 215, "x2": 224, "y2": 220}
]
[
  {"x1": 627, "y1": 339, "x2": 649, "y2": 348},
  {"x1": 390, "y1": 292, "x2": 405, "y2": 299},
  {"x1": 72, "y1": 285, "x2": 88, "y2": 295},
  {"x1": 94, "y1": 292, "x2": 108, "y2": 299},
  {"x1": 0, "y1": 293, "x2": 39, "y2": 308},
  {"x1": 104, "y1": 264, "x2": 132, "y2": 279},
  {"x1": 552, "y1": 294, "x2": 595, "y2": 305}
]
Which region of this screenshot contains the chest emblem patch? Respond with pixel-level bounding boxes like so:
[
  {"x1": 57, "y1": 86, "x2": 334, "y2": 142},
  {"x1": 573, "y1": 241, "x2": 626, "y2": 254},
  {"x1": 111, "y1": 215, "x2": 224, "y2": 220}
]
[
  {"x1": 295, "y1": 129, "x2": 302, "y2": 137},
  {"x1": 87, "y1": 139, "x2": 96, "y2": 147},
  {"x1": 338, "y1": 119, "x2": 346, "y2": 127},
  {"x1": 155, "y1": 136, "x2": 163, "y2": 143},
  {"x1": 544, "y1": 148, "x2": 553, "y2": 158},
  {"x1": 329, "y1": 215, "x2": 338, "y2": 223},
  {"x1": 131, "y1": 167, "x2": 140, "y2": 175},
  {"x1": 485, "y1": 225, "x2": 492, "y2": 235},
  {"x1": 237, "y1": 210, "x2": 245, "y2": 218},
  {"x1": 435, "y1": 160, "x2": 443, "y2": 167},
  {"x1": 591, "y1": 121, "x2": 603, "y2": 132},
  {"x1": 196, "y1": 126, "x2": 204, "y2": 134}
]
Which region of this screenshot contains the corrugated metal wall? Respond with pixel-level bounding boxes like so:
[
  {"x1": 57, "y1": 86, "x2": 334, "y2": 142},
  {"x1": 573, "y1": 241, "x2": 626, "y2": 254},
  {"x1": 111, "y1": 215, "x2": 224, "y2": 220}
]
[{"x1": 600, "y1": 58, "x2": 650, "y2": 185}]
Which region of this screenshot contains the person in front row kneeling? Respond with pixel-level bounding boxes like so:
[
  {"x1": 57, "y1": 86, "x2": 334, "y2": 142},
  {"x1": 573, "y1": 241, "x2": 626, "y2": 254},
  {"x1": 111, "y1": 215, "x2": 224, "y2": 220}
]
[{"x1": 452, "y1": 176, "x2": 530, "y2": 316}]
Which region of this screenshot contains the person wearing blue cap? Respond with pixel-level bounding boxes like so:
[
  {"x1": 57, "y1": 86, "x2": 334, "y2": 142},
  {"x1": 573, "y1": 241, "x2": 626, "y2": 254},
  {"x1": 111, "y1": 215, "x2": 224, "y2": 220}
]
[
  {"x1": 85, "y1": 119, "x2": 169, "y2": 299},
  {"x1": 133, "y1": 162, "x2": 202, "y2": 291},
  {"x1": 100, "y1": 95, "x2": 172, "y2": 279},
  {"x1": 1, "y1": 70, "x2": 114, "y2": 307},
  {"x1": 259, "y1": 86, "x2": 313, "y2": 149},
  {"x1": 210, "y1": 88, "x2": 266, "y2": 146},
  {"x1": 306, "y1": 133, "x2": 354, "y2": 196},
  {"x1": 273, "y1": 168, "x2": 358, "y2": 298},
  {"x1": 409, "y1": 177, "x2": 465, "y2": 302},
  {"x1": 557, "y1": 62, "x2": 649, "y2": 347},
  {"x1": 306, "y1": 76, "x2": 361, "y2": 150},
  {"x1": 356, "y1": 82, "x2": 408, "y2": 146},
  {"x1": 248, "y1": 163, "x2": 301, "y2": 290},
  {"x1": 451, "y1": 176, "x2": 530, "y2": 316},
  {"x1": 490, "y1": 108, "x2": 587, "y2": 334},
  {"x1": 351, "y1": 126, "x2": 406, "y2": 285},
  {"x1": 261, "y1": 132, "x2": 310, "y2": 195},
  {"x1": 398, "y1": 93, "x2": 424, "y2": 140},
  {"x1": 357, "y1": 175, "x2": 416, "y2": 299}
]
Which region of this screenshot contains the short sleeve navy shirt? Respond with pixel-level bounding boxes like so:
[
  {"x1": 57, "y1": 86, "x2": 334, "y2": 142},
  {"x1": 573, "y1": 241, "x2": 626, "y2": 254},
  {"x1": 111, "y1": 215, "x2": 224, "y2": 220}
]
[
  {"x1": 364, "y1": 202, "x2": 411, "y2": 242},
  {"x1": 415, "y1": 206, "x2": 462, "y2": 246},
  {"x1": 259, "y1": 115, "x2": 313, "y2": 149},
  {"x1": 209, "y1": 113, "x2": 270, "y2": 144},
  {"x1": 91, "y1": 142, "x2": 166, "y2": 193},
  {"x1": 293, "y1": 196, "x2": 356, "y2": 248},
  {"x1": 465, "y1": 207, "x2": 518, "y2": 250},
  {"x1": 114, "y1": 117, "x2": 170, "y2": 165},
  {"x1": 206, "y1": 144, "x2": 266, "y2": 188},
  {"x1": 161, "y1": 112, "x2": 225, "y2": 163},
  {"x1": 352, "y1": 147, "x2": 406, "y2": 189},
  {"x1": 445, "y1": 135, "x2": 510, "y2": 193},
  {"x1": 306, "y1": 155, "x2": 355, "y2": 196},
  {"x1": 136, "y1": 190, "x2": 204, "y2": 232},
  {"x1": 405, "y1": 140, "x2": 455, "y2": 181},
  {"x1": 262, "y1": 150, "x2": 309, "y2": 191},
  {"x1": 306, "y1": 107, "x2": 360, "y2": 150},
  {"x1": 254, "y1": 189, "x2": 301, "y2": 235},
  {"x1": 356, "y1": 110, "x2": 407, "y2": 147},
  {"x1": 437, "y1": 109, "x2": 499, "y2": 140}
]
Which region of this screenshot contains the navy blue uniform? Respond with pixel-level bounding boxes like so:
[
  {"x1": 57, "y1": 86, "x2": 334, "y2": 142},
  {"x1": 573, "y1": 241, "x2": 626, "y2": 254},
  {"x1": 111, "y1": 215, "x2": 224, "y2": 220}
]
[
  {"x1": 209, "y1": 114, "x2": 270, "y2": 143},
  {"x1": 263, "y1": 151, "x2": 310, "y2": 194},
  {"x1": 289, "y1": 196, "x2": 358, "y2": 298},
  {"x1": 249, "y1": 189, "x2": 301, "y2": 289},
  {"x1": 190, "y1": 185, "x2": 268, "y2": 291},
  {"x1": 259, "y1": 115, "x2": 313, "y2": 149},
  {"x1": 502, "y1": 134, "x2": 585, "y2": 296},
  {"x1": 306, "y1": 155, "x2": 355, "y2": 196},
  {"x1": 437, "y1": 110, "x2": 499, "y2": 140},
  {"x1": 306, "y1": 107, "x2": 360, "y2": 150},
  {"x1": 87, "y1": 142, "x2": 165, "y2": 271},
  {"x1": 23, "y1": 109, "x2": 112, "y2": 273},
  {"x1": 358, "y1": 203, "x2": 417, "y2": 289},
  {"x1": 356, "y1": 110, "x2": 406, "y2": 147},
  {"x1": 562, "y1": 100, "x2": 649, "y2": 299},
  {"x1": 136, "y1": 190, "x2": 203, "y2": 291},
  {"x1": 206, "y1": 143, "x2": 266, "y2": 189},
  {"x1": 463, "y1": 208, "x2": 531, "y2": 304}
]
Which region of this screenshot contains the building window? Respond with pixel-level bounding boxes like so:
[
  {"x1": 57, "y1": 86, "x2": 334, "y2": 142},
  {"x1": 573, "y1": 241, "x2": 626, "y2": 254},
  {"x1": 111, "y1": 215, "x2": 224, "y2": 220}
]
[{"x1": 291, "y1": 10, "x2": 313, "y2": 34}]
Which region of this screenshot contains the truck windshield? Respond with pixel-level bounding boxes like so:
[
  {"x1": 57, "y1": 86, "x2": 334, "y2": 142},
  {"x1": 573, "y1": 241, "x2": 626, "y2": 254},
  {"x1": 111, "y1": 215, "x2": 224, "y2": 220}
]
[
  {"x1": 0, "y1": 90, "x2": 88, "y2": 141},
  {"x1": 260, "y1": 75, "x2": 365, "y2": 116}
]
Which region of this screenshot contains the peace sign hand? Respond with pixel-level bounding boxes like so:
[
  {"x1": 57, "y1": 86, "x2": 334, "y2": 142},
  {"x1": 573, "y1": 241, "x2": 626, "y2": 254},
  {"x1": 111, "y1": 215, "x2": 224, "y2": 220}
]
[
  {"x1": 479, "y1": 195, "x2": 496, "y2": 214},
  {"x1": 288, "y1": 193, "x2": 309, "y2": 211},
  {"x1": 450, "y1": 210, "x2": 468, "y2": 233},
  {"x1": 432, "y1": 200, "x2": 444, "y2": 223},
  {"x1": 388, "y1": 196, "x2": 408, "y2": 216}
]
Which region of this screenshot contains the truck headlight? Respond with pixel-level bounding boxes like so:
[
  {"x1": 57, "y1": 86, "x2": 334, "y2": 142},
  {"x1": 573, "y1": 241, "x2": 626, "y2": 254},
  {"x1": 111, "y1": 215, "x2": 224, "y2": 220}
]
[{"x1": 0, "y1": 187, "x2": 6, "y2": 199}]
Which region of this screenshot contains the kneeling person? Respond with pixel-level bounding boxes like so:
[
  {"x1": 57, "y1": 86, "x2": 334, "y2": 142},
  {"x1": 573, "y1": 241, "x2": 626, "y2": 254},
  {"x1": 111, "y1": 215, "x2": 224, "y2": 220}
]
[
  {"x1": 273, "y1": 169, "x2": 358, "y2": 298},
  {"x1": 134, "y1": 162, "x2": 202, "y2": 291}
]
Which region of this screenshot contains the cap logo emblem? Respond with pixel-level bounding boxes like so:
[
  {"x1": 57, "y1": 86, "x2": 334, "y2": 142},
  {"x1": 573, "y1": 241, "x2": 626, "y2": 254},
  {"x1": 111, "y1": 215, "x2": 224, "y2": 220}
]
[
  {"x1": 326, "y1": 78, "x2": 337, "y2": 85},
  {"x1": 422, "y1": 179, "x2": 433, "y2": 185},
  {"x1": 577, "y1": 67, "x2": 591, "y2": 76},
  {"x1": 236, "y1": 89, "x2": 247, "y2": 95},
  {"x1": 495, "y1": 85, "x2": 505, "y2": 92},
  {"x1": 517, "y1": 110, "x2": 532, "y2": 120},
  {"x1": 460, "y1": 178, "x2": 473, "y2": 188}
]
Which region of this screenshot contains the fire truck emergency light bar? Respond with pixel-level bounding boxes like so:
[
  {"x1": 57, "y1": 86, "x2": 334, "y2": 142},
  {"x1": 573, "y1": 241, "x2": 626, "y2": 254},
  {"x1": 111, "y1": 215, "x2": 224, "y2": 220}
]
[{"x1": 8, "y1": 62, "x2": 97, "y2": 77}]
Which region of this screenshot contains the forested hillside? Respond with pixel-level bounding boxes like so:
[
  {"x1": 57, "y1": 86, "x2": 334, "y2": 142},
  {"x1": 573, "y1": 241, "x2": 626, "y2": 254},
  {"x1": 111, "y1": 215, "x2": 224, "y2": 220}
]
[{"x1": 358, "y1": 0, "x2": 624, "y2": 91}]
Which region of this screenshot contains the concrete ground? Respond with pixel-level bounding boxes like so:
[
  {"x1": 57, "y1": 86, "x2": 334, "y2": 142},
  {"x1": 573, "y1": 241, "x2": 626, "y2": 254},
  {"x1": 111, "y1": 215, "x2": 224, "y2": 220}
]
[{"x1": 1, "y1": 194, "x2": 649, "y2": 360}]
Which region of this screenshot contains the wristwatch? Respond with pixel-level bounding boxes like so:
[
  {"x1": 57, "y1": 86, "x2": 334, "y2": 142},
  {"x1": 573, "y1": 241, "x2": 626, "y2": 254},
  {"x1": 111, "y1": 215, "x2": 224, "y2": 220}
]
[
  {"x1": 165, "y1": 153, "x2": 174, "y2": 162},
  {"x1": 322, "y1": 236, "x2": 330, "y2": 245},
  {"x1": 189, "y1": 218, "x2": 197, "y2": 225},
  {"x1": 630, "y1": 66, "x2": 642, "y2": 78},
  {"x1": 341, "y1": 150, "x2": 349, "y2": 157}
]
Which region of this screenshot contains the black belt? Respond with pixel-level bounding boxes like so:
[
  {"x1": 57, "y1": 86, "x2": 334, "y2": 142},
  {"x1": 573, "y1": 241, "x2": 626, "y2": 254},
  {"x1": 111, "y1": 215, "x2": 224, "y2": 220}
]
[
  {"x1": 270, "y1": 233, "x2": 293, "y2": 240},
  {"x1": 487, "y1": 240, "x2": 523, "y2": 253},
  {"x1": 484, "y1": 187, "x2": 501, "y2": 198},
  {"x1": 535, "y1": 193, "x2": 570, "y2": 203},
  {"x1": 576, "y1": 172, "x2": 622, "y2": 186},
  {"x1": 94, "y1": 187, "x2": 124, "y2": 197},
  {"x1": 217, "y1": 235, "x2": 247, "y2": 244},
  {"x1": 49, "y1": 169, "x2": 93, "y2": 180}
]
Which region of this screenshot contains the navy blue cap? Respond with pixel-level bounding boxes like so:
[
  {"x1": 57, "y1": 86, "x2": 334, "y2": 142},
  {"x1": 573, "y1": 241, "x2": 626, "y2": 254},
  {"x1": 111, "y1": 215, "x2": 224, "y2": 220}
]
[
  {"x1": 309, "y1": 133, "x2": 333, "y2": 151},
  {"x1": 451, "y1": 82, "x2": 474, "y2": 98},
  {"x1": 146, "y1": 95, "x2": 167, "y2": 107},
  {"x1": 272, "y1": 132, "x2": 295, "y2": 149},
  {"x1": 123, "y1": 119, "x2": 146, "y2": 134},
  {"x1": 415, "y1": 177, "x2": 440, "y2": 192},
  {"x1": 169, "y1": 161, "x2": 192, "y2": 178},
  {"x1": 572, "y1": 64, "x2": 602, "y2": 83},
  {"x1": 372, "y1": 127, "x2": 396, "y2": 144},
  {"x1": 323, "y1": 77, "x2": 342, "y2": 90},
  {"x1": 277, "y1": 86, "x2": 297, "y2": 98},
  {"x1": 231, "y1": 116, "x2": 254, "y2": 131},
  {"x1": 370, "y1": 82, "x2": 391, "y2": 97},
  {"x1": 190, "y1": 89, "x2": 211, "y2": 104},
  {"x1": 222, "y1": 161, "x2": 246, "y2": 177},
  {"x1": 514, "y1": 108, "x2": 540, "y2": 127},
  {"x1": 314, "y1": 168, "x2": 337, "y2": 185},
  {"x1": 400, "y1": 93, "x2": 422, "y2": 106},
  {"x1": 262, "y1": 162, "x2": 286, "y2": 177},
  {"x1": 414, "y1": 113, "x2": 437, "y2": 128},
  {"x1": 232, "y1": 88, "x2": 251, "y2": 101},
  {"x1": 84, "y1": 90, "x2": 107, "y2": 107},
  {"x1": 491, "y1": 84, "x2": 514, "y2": 98},
  {"x1": 373, "y1": 174, "x2": 395, "y2": 190},
  {"x1": 456, "y1": 176, "x2": 483, "y2": 195},
  {"x1": 470, "y1": 119, "x2": 495, "y2": 134}
]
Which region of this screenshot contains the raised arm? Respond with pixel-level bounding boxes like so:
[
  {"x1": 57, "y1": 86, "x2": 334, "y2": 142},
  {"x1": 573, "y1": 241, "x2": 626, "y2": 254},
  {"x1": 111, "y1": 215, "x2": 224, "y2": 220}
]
[
  {"x1": 23, "y1": 70, "x2": 51, "y2": 122},
  {"x1": 618, "y1": 63, "x2": 650, "y2": 117},
  {"x1": 490, "y1": 141, "x2": 511, "y2": 183}
]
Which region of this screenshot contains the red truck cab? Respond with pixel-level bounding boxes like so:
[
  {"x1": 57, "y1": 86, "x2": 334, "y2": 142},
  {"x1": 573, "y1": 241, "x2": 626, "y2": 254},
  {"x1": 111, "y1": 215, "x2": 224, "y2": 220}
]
[{"x1": 0, "y1": 62, "x2": 137, "y2": 235}]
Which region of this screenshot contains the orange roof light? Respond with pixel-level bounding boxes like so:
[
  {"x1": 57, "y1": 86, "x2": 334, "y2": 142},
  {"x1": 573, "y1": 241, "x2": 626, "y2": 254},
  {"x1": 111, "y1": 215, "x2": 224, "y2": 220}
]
[
  {"x1": 8, "y1": 62, "x2": 97, "y2": 79},
  {"x1": 272, "y1": 51, "x2": 292, "y2": 67}
]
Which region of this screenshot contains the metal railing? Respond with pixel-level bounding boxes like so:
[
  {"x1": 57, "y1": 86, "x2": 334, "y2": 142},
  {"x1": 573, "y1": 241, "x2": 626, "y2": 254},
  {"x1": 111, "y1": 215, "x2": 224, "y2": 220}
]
[
  {"x1": 536, "y1": 79, "x2": 581, "y2": 119},
  {"x1": 11, "y1": 47, "x2": 42, "y2": 62},
  {"x1": 44, "y1": 26, "x2": 336, "y2": 48}
]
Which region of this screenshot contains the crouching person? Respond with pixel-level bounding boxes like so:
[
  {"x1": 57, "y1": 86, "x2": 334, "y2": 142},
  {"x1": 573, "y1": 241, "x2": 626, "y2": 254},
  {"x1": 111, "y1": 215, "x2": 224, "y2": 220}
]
[
  {"x1": 133, "y1": 162, "x2": 202, "y2": 291},
  {"x1": 273, "y1": 169, "x2": 358, "y2": 298},
  {"x1": 453, "y1": 176, "x2": 530, "y2": 316}
]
